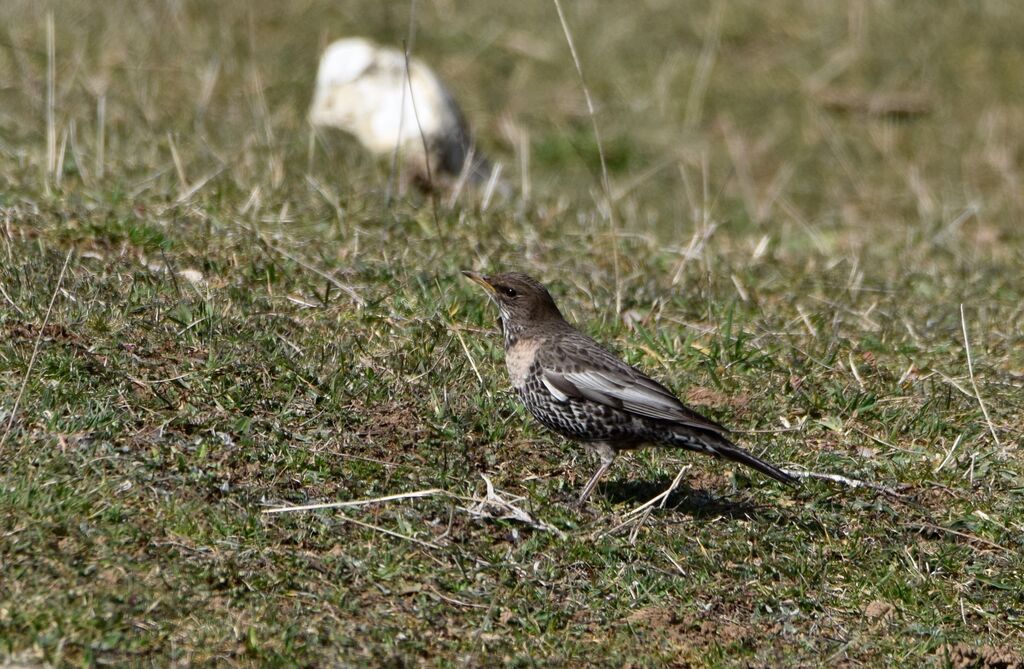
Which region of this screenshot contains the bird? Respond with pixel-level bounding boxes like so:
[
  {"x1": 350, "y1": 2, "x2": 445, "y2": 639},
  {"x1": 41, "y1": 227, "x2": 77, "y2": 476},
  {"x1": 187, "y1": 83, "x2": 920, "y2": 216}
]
[
  {"x1": 462, "y1": 270, "x2": 798, "y2": 504},
  {"x1": 308, "y1": 37, "x2": 493, "y2": 192}
]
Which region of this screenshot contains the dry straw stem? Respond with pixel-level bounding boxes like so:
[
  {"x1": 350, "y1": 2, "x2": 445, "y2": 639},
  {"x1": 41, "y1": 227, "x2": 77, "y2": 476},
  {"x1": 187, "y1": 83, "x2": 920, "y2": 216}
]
[
  {"x1": 600, "y1": 465, "x2": 693, "y2": 543},
  {"x1": 782, "y1": 468, "x2": 907, "y2": 498},
  {"x1": 95, "y1": 93, "x2": 106, "y2": 179},
  {"x1": 446, "y1": 144, "x2": 476, "y2": 207},
  {"x1": 450, "y1": 321, "x2": 488, "y2": 390},
  {"x1": 333, "y1": 512, "x2": 445, "y2": 552},
  {"x1": 383, "y1": 0, "x2": 443, "y2": 234},
  {"x1": 683, "y1": 2, "x2": 723, "y2": 131},
  {"x1": 263, "y1": 488, "x2": 448, "y2": 514},
  {"x1": 45, "y1": 11, "x2": 56, "y2": 193},
  {"x1": 265, "y1": 489, "x2": 451, "y2": 555},
  {"x1": 935, "y1": 433, "x2": 964, "y2": 474},
  {"x1": 959, "y1": 304, "x2": 1001, "y2": 449},
  {"x1": 264, "y1": 476, "x2": 563, "y2": 535},
  {"x1": 815, "y1": 87, "x2": 933, "y2": 119},
  {"x1": 594, "y1": 452, "x2": 911, "y2": 512},
  {"x1": 233, "y1": 219, "x2": 365, "y2": 306},
  {"x1": 386, "y1": 0, "x2": 417, "y2": 204},
  {"x1": 464, "y1": 474, "x2": 564, "y2": 536},
  {"x1": 592, "y1": 459, "x2": 903, "y2": 543},
  {"x1": 402, "y1": 42, "x2": 443, "y2": 238},
  {"x1": 551, "y1": 0, "x2": 622, "y2": 314},
  {"x1": 906, "y1": 521, "x2": 1010, "y2": 554},
  {"x1": 481, "y1": 162, "x2": 503, "y2": 211},
  {"x1": 1, "y1": 249, "x2": 73, "y2": 453}
]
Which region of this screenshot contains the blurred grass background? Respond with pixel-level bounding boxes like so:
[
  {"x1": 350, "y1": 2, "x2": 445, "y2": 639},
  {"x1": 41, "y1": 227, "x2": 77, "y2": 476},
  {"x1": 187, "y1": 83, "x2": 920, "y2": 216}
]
[{"x1": 1, "y1": 0, "x2": 1022, "y2": 666}]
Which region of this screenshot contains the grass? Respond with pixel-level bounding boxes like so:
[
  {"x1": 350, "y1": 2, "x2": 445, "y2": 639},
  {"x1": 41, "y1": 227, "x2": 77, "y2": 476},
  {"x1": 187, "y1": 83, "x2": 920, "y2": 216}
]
[{"x1": 1, "y1": 0, "x2": 1023, "y2": 665}]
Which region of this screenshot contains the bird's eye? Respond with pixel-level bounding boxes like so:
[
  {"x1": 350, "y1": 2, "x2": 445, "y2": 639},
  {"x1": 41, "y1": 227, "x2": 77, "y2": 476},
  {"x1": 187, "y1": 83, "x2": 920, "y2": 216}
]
[{"x1": 500, "y1": 286, "x2": 517, "y2": 298}]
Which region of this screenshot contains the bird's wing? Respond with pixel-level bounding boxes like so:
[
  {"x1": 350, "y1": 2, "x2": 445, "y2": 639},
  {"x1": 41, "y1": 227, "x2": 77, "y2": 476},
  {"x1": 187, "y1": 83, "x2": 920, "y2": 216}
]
[{"x1": 540, "y1": 339, "x2": 729, "y2": 435}]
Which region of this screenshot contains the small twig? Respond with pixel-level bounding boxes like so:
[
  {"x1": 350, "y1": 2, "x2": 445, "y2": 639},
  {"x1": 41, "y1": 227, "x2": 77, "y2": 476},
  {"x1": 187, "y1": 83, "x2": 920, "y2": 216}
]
[
  {"x1": 174, "y1": 166, "x2": 226, "y2": 205},
  {"x1": 815, "y1": 87, "x2": 932, "y2": 119},
  {"x1": 167, "y1": 131, "x2": 189, "y2": 196},
  {"x1": 782, "y1": 468, "x2": 906, "y2": 498},
  {"x1": 552, "y1": 0, "x2": 621, "y2": 314},
  {"x1": 518, "y1": 126, "x2": 530, "y2": 201},
  {"x1": 273, "y1": 246, "x2": 364, "y2": 306},
  {"x1": 264, "y1": 493, "x2": 449, "y2": 554},
  {"x1": 610, "y1": 155, "x2": 676, "y2": 203},
  {"x1": 848, "y1": 351, "x2": 865, "y2": 389},
  {"x1": 1, "y1": 249, "x2": 73, "y2": 452},
  {"x1": 236, "y1": 219, "x2": 365, "y2": 306},
  {"x1": 669, "y1": 215, "x2": 719, "y2": 287},
  {"x1": 960, "y1": 304, "x2": 1001, "y2": 449},
  {"x1": 332, "y1": 512, "x2": 444, "y2": 552},
  {"x1": 425, "y1": 586, "x2": 488, "y2": 609}
]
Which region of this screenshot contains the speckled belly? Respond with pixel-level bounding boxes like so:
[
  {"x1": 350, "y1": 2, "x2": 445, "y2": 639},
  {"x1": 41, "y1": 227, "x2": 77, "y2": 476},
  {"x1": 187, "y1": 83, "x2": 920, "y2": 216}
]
[{"x1": 515, "y1": 369, "x2": 648, "y2": 445}]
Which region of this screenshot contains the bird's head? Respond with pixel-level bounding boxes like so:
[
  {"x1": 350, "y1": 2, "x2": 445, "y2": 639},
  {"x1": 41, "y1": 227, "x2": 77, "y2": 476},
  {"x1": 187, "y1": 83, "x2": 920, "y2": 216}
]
[{"x1": 462, "y1": 271, "x2": 564, "y2": 335}]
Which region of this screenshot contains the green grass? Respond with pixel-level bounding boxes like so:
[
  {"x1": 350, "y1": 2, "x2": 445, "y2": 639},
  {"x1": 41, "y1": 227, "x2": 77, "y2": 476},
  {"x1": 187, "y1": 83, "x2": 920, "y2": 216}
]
[{"x1": 2, "y1": 0, "x2": 1023, "y2": 666}]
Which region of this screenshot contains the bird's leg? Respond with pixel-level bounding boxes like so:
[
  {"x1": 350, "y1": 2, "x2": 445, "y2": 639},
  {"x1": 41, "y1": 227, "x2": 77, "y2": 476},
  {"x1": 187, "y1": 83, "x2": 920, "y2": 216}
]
[{"x1": 577, "y1": 444, "x2": 616, "y2": 505}]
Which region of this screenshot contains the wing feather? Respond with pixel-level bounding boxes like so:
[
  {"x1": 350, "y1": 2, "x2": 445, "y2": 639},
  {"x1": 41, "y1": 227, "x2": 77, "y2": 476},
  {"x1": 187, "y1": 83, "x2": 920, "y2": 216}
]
[
  {"x1": 540, "y1": 374, "x2": 570, "y2": 402},
  {"x1": 561, "y1": 369, "x2": 686, "y2": 420},
  {"x1": 541, "y1": 364, "x2": 728, "y2": 435}
]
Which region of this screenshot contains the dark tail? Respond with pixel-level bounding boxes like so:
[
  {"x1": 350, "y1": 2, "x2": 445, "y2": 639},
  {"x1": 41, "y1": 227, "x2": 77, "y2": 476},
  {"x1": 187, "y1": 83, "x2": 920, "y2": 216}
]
[{"x1": 670, "y1": 431, "x2": 799, "y2": 486}]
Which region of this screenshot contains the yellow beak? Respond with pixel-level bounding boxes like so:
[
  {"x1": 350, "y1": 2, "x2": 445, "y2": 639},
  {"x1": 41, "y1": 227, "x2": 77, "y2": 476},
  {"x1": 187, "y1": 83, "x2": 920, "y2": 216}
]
[{"x1": 461, "y1": 270, "x2": 496, "y2": 294}]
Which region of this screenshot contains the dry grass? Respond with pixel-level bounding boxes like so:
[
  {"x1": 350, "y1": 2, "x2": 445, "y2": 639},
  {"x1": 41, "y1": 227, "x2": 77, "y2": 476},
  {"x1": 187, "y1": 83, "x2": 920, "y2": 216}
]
[{"x1": 1, "y1": 0, "x2": 1022, "y2": 666}]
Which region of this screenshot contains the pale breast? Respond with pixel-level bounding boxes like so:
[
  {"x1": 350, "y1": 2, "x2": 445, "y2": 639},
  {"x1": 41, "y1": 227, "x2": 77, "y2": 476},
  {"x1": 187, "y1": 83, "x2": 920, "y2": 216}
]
[{"x1": 506, "y1": 338, "x2": 543, "y2": 388}]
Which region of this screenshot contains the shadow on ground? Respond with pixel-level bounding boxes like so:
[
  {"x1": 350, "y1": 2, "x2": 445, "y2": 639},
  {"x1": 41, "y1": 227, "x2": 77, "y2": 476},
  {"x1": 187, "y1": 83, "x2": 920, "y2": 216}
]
[
  {"x1": 595, "y1": 476, "x2": 831, "y2": 539},
  {"x1": 600, "y1": 477, "x2": 765, "y2": 519}
]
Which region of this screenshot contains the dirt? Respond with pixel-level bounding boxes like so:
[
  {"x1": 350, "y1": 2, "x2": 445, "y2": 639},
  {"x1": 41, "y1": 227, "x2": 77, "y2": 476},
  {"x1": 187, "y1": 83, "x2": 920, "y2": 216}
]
[
  {"x1": 863, "y1": 599, "x2": 895, "y2": 621},
  {"x1": 347, "y1": 400, "x2": 426, "y2": 446},
  {"x1": 8, "y1": 322, "x2": 83, "y2": 344},
  {"x1": 625, "y1": 605, "x2": 676, "y2": 627},
  {"x1": 624, "y1": 605, "x2": 754, "y2": 648},
  {"x1": 938, "y1": 644, "x2": 1024, "y2": 669},
  {"x1": 6, "y1": 322, "x2": 98, "y2": 365}
]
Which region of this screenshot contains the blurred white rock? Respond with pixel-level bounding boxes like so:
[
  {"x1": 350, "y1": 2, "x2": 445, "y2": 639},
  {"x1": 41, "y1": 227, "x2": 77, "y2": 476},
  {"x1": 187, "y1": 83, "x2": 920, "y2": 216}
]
[{"x1": 309, "y1": 37, "x2": 493, "y2": 191}]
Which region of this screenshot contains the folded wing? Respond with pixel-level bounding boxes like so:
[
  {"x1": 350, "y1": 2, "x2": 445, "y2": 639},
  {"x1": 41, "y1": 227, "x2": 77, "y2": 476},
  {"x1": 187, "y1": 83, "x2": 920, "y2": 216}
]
[{"x1": 542, "y1": 364, "x2": 729, "y2": 436}]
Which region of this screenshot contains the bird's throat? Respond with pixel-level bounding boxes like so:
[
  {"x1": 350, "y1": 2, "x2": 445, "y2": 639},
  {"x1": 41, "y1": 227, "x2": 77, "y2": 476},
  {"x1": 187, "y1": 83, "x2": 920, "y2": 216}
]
[{"x1": 501, "y1": 317, "x2": 525, "y2": 350}]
